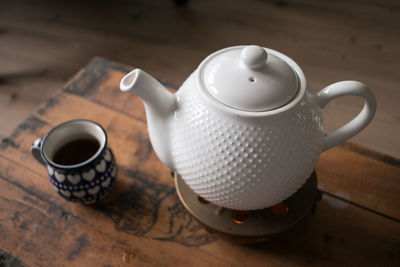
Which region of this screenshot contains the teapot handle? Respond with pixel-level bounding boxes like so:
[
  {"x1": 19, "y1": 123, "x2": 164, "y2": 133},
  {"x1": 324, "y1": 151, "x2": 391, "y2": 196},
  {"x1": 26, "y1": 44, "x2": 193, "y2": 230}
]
[{"x1": 317, "y1": 81, "x2": 376, "y2": 152}]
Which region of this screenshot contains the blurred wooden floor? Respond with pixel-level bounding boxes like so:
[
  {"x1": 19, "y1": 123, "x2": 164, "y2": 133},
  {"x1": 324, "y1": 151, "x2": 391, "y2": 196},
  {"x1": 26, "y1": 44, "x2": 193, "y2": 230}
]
[{"x1": 0, "y1": 0, "x2": 399, "y2": 157}]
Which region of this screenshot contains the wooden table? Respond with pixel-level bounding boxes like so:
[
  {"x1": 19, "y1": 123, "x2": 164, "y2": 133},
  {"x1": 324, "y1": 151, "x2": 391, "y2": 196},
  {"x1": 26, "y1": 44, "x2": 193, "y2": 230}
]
[{"x1": 0, "y1": 58, "x2": 399, "y2": 266}]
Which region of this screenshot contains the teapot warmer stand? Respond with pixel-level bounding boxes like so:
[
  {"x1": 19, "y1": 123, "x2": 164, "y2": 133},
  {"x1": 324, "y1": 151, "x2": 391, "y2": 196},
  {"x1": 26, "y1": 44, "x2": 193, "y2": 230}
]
[{"x1": 173, "y1": 171, "x2": 322, "y2": 244}]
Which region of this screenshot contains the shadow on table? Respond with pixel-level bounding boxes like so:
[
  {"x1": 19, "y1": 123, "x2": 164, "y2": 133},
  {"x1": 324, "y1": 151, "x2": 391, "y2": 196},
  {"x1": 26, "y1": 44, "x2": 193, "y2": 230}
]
[
  {"x1": 245, "y1": 194, "x2": 398, "y2": 265},
  {"x1": 77, "y1": 166, "x2": 397, "y2": 264}
]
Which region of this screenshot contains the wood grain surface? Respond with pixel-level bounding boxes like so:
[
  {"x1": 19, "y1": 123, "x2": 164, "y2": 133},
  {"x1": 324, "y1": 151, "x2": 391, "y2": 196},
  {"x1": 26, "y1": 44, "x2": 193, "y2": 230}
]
[
  {"x1": 0, "y1": 58, "x2": 399, "y2": 266},
  {"x1": 0, "y1": 0, "x2": 399, "y2": 158}
]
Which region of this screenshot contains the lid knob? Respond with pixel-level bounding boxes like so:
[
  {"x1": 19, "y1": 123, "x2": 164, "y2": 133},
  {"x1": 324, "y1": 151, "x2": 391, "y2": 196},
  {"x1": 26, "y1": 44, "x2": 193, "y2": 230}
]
[{"x1": 240, "y1": 45, "x2": 268, "y2": 69}]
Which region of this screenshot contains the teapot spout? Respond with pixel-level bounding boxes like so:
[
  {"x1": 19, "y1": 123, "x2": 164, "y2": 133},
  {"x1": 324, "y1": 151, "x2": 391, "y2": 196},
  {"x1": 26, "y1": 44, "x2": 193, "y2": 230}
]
[
  {"x1": 120, "y1": 69, "x2": 177, "y2": 170},
  {"x1": 121, "y1": 69, "x2": 177, "y2": 113}
]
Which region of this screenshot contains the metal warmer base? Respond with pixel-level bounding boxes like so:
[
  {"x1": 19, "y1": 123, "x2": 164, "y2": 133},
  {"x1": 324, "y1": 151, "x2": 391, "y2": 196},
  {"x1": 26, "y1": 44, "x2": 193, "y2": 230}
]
[{"x1": 173, "y1": 171, "x2": 322, "y2": 244}]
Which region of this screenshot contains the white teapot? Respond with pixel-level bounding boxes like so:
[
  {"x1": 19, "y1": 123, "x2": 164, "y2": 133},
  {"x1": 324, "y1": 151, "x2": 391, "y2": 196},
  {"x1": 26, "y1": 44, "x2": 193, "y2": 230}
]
[{"x1": 120, "y1": 45, "x2": 376, "y2": 210}]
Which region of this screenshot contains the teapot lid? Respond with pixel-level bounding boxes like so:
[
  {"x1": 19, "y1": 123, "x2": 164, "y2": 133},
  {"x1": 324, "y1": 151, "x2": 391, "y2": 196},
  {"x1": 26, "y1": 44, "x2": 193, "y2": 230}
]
[{"x1": 200, "y1": 45, "x2": 299, "y2": 112}]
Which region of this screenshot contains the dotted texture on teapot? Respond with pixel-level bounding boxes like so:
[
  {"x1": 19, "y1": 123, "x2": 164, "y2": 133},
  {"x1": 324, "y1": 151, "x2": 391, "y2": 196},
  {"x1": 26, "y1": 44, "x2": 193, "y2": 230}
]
[{"x1": 171, "y1": 87, "x2": 323, "y2": 210}]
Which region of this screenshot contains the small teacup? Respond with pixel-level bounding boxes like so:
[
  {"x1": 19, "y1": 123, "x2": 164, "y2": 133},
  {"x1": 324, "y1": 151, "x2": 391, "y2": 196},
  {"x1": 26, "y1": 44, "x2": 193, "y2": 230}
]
[{"x1": 30, "y1": 119, "x2": 117, "y2": 204}]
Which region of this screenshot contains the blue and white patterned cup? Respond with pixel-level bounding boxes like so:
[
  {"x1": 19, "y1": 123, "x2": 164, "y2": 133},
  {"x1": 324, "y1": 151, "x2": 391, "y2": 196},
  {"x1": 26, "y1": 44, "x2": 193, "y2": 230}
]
[{"x1": 30, "y1": 120, "x2": 117, "y2": 204}]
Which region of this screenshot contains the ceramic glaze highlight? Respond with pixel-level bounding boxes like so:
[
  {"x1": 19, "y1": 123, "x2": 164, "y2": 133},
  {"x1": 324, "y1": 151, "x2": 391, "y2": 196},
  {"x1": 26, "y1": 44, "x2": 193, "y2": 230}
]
[{"x1": 120, "y1": 45, "x2": 376, "y2": 210}]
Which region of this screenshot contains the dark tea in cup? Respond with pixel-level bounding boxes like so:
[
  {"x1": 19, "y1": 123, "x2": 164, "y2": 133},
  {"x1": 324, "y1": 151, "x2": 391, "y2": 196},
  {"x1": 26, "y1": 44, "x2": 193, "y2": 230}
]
[
  {"x1": 30, "y1": 119, "x2": 117, "y2": 204},
  {"x1": 53, "y1": 137, "x2": 100, "y2": 166}
]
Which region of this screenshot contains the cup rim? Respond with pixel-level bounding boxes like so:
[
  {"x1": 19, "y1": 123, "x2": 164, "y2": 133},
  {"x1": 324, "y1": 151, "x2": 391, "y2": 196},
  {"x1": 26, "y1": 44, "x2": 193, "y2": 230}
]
[{"x1": 41, "y1": 119, "x2": 107, "y2": 170}]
